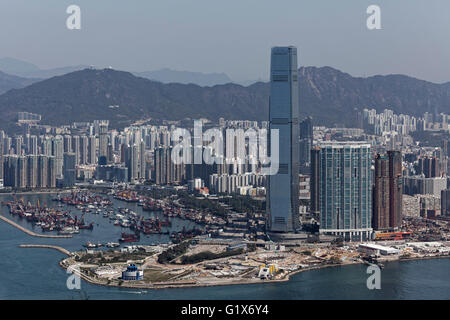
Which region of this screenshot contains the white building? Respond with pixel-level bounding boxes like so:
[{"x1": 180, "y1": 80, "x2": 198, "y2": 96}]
[{"x1": 358, "y1": 243, "x2": 400, "y2": 256}]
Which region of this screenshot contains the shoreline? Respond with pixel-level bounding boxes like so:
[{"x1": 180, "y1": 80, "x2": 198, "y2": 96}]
[
  {"x1": 17, "y1": 243, "x2": 450, "y2": 291},
  {"x1": 56, "y1": 253, "x2": 355, "y2": 290},
  {"x1": 56, "y1": 254, "x2": 450, "y2": 291}
]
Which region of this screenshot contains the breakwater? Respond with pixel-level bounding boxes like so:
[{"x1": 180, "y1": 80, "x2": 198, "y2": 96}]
[
  {"x1": 19, "y1": 244, "x2": 72, "y2": 256},
  {"x1": 0, "y1": 215, "x2": 72, "y2": 238}
]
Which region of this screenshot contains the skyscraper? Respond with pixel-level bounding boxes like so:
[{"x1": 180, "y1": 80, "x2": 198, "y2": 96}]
[
  {"x1": 418, "y1": 156, "x2": 440, "y2": 178},
  {"x1": 442, "y1": 189, "x2": 450, "y2": 216},
  {"x1": 37, "y1": 155, "x2": 49, "y2": 188},
  {"x1": 373, "y1": 151, "x2": 403, "y2": 231},
  {"x1": 98, "y1": 121, "x2": 109, "y2": 160},
  {"x1": 63, "y1": 153, "x2": 76, "y2": 187},
  {"x1": 79, "y1": 135, "x2": 89, "y2": 165},
  {"x1": 27, "y1": 155, "x2": 38, "y2": 188},
  {"x1": 52, "y1": 135, "x2": 64, "y2": 178},
  {"x1": 310, "y1": 146, "x2": 321, "y2": 218},
  {"x1": 266, "y1": 46, "x2": 300, "y2": 234},
  {"x1": 299, "y1": 116, "x2": 313, "y2": 173},
  {"x1": 47, "y1": 156, "x2": 57, "y2": 188},
  {"x1": 72, "y1": 135, "x2": 80, "y2": 165},
  {"x1": 313, "y1": 142, "x2": 373, "y2": 241}
]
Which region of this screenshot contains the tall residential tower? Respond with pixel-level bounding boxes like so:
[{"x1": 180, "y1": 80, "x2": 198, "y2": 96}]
[
  {"x1": 312, "y1": 142, "x2": 373, "y2": 241},
  {"x1": 373, "y1": 151, "x2": 403, "y2": 230}
]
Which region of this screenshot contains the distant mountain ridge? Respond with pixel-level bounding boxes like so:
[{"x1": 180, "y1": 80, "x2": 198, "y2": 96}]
[
  {"x1": 0, "y1": 66, "x2": 449, "y2": 133},
  {"x1": 135, "y1": 68, "x2": 233, "y2": 86},
  {"x1": 0, "y1": 68, "x2": 268, "y2": 132},
  {"x1": 1, "y1": 58, "x2": 234, "y2": 86},
  {"x1": 0, "y1": 57, "x2": 88, "y2": 79},
  {"x1": 0, "y1": 71, "x2": 40, "y2": 94},
  {"x1": 298, "y1": 66, "x2": 450, "y2": 124}
]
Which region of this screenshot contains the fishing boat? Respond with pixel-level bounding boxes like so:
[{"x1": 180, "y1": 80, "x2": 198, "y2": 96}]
[
  {"x1": 119, "y1": 232, "x2": 140, "y2": 243},
  {"x1": 78, "y1": 222, "x2": 94, "y2": 230},
  {"x1": 106, "y1": 242, "x2": 120, "y2": 248},
  {"x1": 83, "y1": 242, "x2": 97, "y2": 249},
  {"x1": 58, "y1": 226, "x2": 79, "y2": 235}
]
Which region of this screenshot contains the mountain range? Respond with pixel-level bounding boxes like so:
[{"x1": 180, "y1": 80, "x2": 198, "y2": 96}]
[
  {"x1": 0, "y1": 71, "x2": 39, "y2": 95},
  {"x1": 0, "y1": 68, "x2": 266, "y2": 132},
  {"x1": 0, "y1": 57, "x2": 235, "y2": 86},
  {"x1": 134, "y1": 68, "x2": 233, "y2": 86},
  {"x1": 0, "y1": 66, "x2": 449, "y2": 133},
  {"x1": 0, "y1": 57, "x2": 88, "y2": 79}
]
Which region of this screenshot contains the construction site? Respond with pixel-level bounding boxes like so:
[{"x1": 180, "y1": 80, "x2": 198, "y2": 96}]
[{"x1": 60, "y1": 240, "x2": 371, "y2": 289}]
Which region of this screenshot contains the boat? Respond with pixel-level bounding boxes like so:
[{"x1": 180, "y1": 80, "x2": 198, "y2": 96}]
[
  {"x1": 119, "y1": 232, "x2": 140, "y2": 243},
  {"x1": 78, "y1": 222, "x2": 94, "y2": 230},
  {"x1": 143, "y1": 204, "x2": 163, "y2": 212},
  {"x1": 106, "y1": 242, "x2": 120, "y2": 248},
  {"x1": 83, "y1": 242, "x2": 97, "y2": 249},
  {"x1": 58, "y1": 226, "x2": 79, "y2": 235},
  {"x1": 120, "y1": 220, "x2": 131, "y2": 228}
]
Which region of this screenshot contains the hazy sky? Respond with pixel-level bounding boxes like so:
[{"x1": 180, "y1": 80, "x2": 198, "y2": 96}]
[{"x1": 1, "y1": 0, "x2": 450, "y2": 83}]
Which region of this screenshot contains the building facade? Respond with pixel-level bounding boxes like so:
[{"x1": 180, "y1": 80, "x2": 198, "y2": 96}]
[
  {"x1": 266, "y1": 46, "x2": 300, "y2": 234},
  {"x1": 314, "y1": 142, "x2": 373, "y2": 241},
  {"x1": 373, "y1": 151, "x2": 403, "y2": 231},
  {"x1": 442, "y1": 189, "x2": 450, "y2": 216}
]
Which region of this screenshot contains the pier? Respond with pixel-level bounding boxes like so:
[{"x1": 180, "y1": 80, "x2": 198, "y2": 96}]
[
  {"x1": 19, "y1": 244, "x2": 72, "y2": 256},
  {"x1": 0, "y1": 215, "x2": 72, "y2": 238}
]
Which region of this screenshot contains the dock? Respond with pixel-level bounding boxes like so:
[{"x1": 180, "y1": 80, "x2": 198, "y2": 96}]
[
  {"x1": 19, "y1": 244, "x2": 72, "y2": 256},
  {"x1": 0, "y1": 215, "x2": 72, "y2": 238}
]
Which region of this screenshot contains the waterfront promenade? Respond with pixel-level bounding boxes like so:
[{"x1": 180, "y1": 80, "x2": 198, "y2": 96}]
[{"x1": 0, "y1": 215, "x2": 72, "y2": 239}]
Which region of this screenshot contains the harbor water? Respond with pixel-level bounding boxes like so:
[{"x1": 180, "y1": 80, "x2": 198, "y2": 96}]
[{"x1": 1, "y1": 193, "x2": 450, "y2": 300}]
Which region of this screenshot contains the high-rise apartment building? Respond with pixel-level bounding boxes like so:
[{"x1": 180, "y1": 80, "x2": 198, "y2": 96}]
[
  {"x1": 98, "y1": 121, "x2": 109, "y2": 160},
  {"x1": 63, "y1": 153, "x2": 76, "y2": 187},
  {"x1": 52, "y1": 136, "x2": 64, "y2": 178},
  {"x1": 310, "y1": 146, "x2": 321, "y2": 218},
  {"x1": 373, "y1": 151, "x2": 403, "y2": 231},
  {"x1": 79, "y1": 135, "x2": 89, "y2": 165},
  {"x1": 441, "y1": 189, "x2": 450, "y2": 216},
  {"x1": 312, "y1": 142, "x2": 373, "y2": 241},
  {"x1": 3, "y1": 155, "x2": 56, "y2": 189},
  {"x1": 299, "y1": 117, "x2": 313, "y2": 171},
  {"x1": 72, "y1": 135, "x2": 80, "y2": 165},
  {"x1": 88, "y1": 135, "x2": 97, "y2": 165},
  {"x1": 418, "y1": 156, "x2": 440, "y2": 178}
]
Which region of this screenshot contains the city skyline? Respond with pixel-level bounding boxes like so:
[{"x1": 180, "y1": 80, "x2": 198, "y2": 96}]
[{"x1": 1, "y1": 1, "x2": 450, "y2": 305}]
